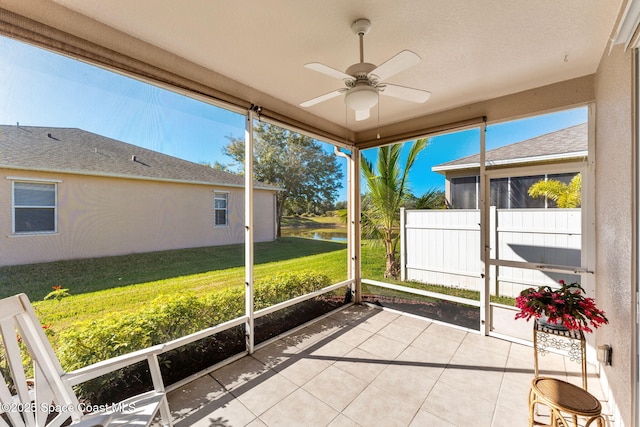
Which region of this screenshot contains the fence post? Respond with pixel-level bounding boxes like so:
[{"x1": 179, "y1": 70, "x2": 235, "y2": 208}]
[{"x1": 400, "y1": 208, "x2": 406, "y2": 282}]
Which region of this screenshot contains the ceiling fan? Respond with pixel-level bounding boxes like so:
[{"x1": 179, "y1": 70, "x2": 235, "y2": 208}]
[{"x1": 300, "y1": 18, "x2": 431, "y2": 121}]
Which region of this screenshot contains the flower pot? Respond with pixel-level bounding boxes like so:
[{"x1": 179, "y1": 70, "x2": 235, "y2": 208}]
[{"x1": 539, "y1": 316, "x2": 569, "y2": 331}]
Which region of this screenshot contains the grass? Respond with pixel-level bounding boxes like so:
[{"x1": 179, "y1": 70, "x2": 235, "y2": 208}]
[
  {"x1": 0, "y1": 237, "x2": 346, "y2": 301},
  {"x1": 36, "y1": 247, "x2": 349, "y2": 330},
  {"x1": 1, "y1": 237, "x2": 348, "y2": 330},
  {"x1": 1, "y1": 215, "x2": 513, "y2": 333}
]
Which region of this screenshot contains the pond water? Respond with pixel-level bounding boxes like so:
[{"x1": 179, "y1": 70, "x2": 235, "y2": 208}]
[{"x1": 281, "y1": 230, "x2": 347, "y2": 242}]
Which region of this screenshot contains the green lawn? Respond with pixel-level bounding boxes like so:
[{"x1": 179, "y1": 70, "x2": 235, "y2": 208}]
[
  {"x1": 0, "y1": 215, "x2": 512, "y2": 333},
  {"x1": 1, "y1": 237, "x2": 348, "y2": 330},
  {"x1": 0, "y1": 237, "x2": 347, "y2": 301}
]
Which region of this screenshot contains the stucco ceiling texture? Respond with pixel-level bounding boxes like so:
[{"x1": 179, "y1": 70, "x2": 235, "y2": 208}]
[{"x1": 51, "y1": 0, "x2": 620, "y2": 133}]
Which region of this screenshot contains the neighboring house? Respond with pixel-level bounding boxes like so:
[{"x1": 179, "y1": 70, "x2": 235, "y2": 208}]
[
  {"x1": 0, "y1": 125, "x2": 279, "y2": 266},
  {"x1": 432, "y1": 123, "x2": 587, "y2": 209}
]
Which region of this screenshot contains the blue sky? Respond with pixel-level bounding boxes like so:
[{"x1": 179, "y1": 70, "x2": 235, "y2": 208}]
[
  {"x1": 1, "y1": 36, "x2": 587, "y2": 203},
  {"x1": 370, "y1": 107, "x2": 588, "y2": 198}
]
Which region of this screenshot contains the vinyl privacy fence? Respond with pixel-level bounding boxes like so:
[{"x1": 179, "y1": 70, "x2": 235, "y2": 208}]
[{"x1": 400, "y1": 208, "x2": 582, "y2": 298}]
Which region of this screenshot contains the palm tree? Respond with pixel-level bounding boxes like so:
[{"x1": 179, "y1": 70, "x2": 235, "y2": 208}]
[
  {"x1": 361, "y1": 139, "x2": 428, "y2": 279},
  {"x1": 528, "y1": 173, "x2": 581, "y2": 208},
  {"x1": 414, "y1": 188, "x2": 447, "y2": 209}
]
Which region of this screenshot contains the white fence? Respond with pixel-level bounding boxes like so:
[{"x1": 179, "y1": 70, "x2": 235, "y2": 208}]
[{"x1": 401, "y1": 208, "x2": 582, "y2": 298}]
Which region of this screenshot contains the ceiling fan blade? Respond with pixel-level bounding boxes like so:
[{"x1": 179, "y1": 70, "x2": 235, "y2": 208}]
[
  {"x1": 369, "y1": 50, "x2": 421, "y2": 82},
  {"x1": 300, "y1": 89, "x2": 344, "y2": 107},
  {"x1": 380, "y1": 83, "x2": 431, "y2": 103},
  {"x1": 304, "y1": 63, "x2": 353, "y2": 80},
  {"x1": 355, "y1": 109, "x2": 370, "y2": 121}
]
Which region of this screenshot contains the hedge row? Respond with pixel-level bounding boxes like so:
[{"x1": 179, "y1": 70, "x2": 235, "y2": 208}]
[{"x1": 57, "y1": 270, "x2": 332, "y2": 373}]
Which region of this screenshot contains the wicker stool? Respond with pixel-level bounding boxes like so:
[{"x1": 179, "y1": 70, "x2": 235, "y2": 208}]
[{"x1": 529, "y1": 377, "x2": 605, "y2": 427}]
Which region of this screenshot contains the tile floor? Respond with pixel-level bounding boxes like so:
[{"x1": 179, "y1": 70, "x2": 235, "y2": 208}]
[{"x1": 164, "y1": 304, "x2": 611, "y2": 427}]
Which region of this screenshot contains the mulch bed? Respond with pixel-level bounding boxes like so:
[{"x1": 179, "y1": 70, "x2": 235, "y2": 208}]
[{"x1": 361, "y1": 294, "x2": 480, "y2": 330}]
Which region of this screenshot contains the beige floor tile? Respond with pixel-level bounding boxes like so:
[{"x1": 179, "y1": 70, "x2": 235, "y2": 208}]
[
  {"x1": 372, "y1": 363, "x2": 438, "y2": 406},
  {"x1": 166, "y1": 306, "x2": 612, "y2": 427},
  {"x1": 282, "y1": 326, "x2": 328, "y2": 350},
  {"x1": 492, "y1": 403, "x2": 530, "y2": 427},
  {"x1": 453, "y1": 339, "x2": 509, "y2": 368},
  {"x1": 252, "y1": 338, "x2": 300, "y2": 369},
  {"x1": 343, "y1": 384, "x2": 420, "y2": 427},
  {"x1": 231, "y1": 371, "x2": 298, "y2": 416},
  {"x1": 174, "y1": 393, "x2": 256, "y2": 427},
  {"x1": 333, "y1": 347, "x2": 389, "y2": 383},
  {"x1": 395, "y1": 345, "x2": 448, "y2": 379},
  {"x1": 377, "y1": 320, "x2": 424, "y2": 345},
  {"x1": 422, "y1": 381, "x2": 496, "y2": 426},
  {"x1": 504, "y1": 348, "x2": 536, "y2": 384},
  {"x1": 211, "y1": 355, "x2": 268, "y2": 392},
  {"x1": 423, "y1": 322, "x2": 468, "y2": 342},
  {"x1": 259, "y1": 388, "x2": 339, "y2": 426},
  {"x1": 333, "y1": 325, "x2": 375, "y2": 347},
  {"x1": 357, "y1": 333, "x2": 408, "y2": 359},
  {"x1": 496, "y1": 376, "x2": 531, "y2": 413},
  {"x1": 410, "y1": 329, "x2": 462, "y2": 359},
  {"x1": 245, "y1": 418, "x2": 268, "y2": 427},
  {"x1": 408, "y1": 409, "x2": 456, "y2": 427},
  {"x1": 304, "y1": 334, "x2": 355, "y2": 362},
  {"x1": 507, "y1": 341, "x2": 534, "y2": 363},
  {"x1": 389, "y1": 313, "x2": 431, "y2": 331},
  {"x1": 306, "y1": 314, "x2": 350, "y2": 335},
  {"x1": 167, "y1": 374, "x2": 226, "y2": 421},
  {"x1": 461, "y1": 332, "x2": 512, "y2": 355},
  {"x1": 302, "y1": 365, "x2": 368, "y2": 411},
  {"x1": 327, "y1": 414, "x2": 362, "y2": 427},
  {"x1": 356, "y1": 310, "x2": 400, "y2": 333},
  {"x1": 273, "y1": 353, "x2": 330, "y2": 386},
  {"x1": 437, "y1": 364, "x2": 504, "y2": 403}
]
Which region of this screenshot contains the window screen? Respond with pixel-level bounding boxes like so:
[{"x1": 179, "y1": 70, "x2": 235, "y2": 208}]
[
  {"x1": 14, "y1": 182, "x2": 56, "y2": 233},
  {"x1": 547, "y1": 172, "x2": 580, "y2": 208},
  {"x1": 510, "y1": 175, "x2": 545, "y2": 208},
  {"x1": 450, "y1": 176, "x2": 477, "y2": 209},
  {"x1": 214, "y1": 192, "x2": 228, "y2": 226},
  {"x1": 490, "y1": 178, "x2": 509, "y2": 209}
]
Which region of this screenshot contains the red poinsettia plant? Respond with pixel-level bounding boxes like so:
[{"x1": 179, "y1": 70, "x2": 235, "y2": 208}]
[{"x1": 515, "y1": 280, "x2": 608, "y2": 333}]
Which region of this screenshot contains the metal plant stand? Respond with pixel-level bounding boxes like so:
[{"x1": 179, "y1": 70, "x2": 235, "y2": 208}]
[{"x1": 533, "y1": 319, "x2": 587, "y2": 390}]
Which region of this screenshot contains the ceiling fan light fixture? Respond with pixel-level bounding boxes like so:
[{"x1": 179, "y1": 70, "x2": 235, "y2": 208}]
[{"x1": 344, "y1": 85, "x2": 378, "y2": 111}]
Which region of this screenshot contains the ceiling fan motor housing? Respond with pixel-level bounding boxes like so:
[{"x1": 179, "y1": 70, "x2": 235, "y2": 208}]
[
  {"x1": 345, "y1": 62, "x2": 376, "y2": 80},
  {"x1": 351, "y1": 18, "x2": 371, "y2": 36}
]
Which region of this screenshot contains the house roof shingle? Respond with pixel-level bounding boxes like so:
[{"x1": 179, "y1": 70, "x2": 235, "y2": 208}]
[
  {"x1": 0, "y1": 125, "x2": 279, "y2": 190},
  {"x1": 432, "y1": 123, "x2": 588, "y2": 172}
]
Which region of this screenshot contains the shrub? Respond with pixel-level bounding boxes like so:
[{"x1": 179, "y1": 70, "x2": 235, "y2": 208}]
[
  {"x1": 254, "y1": 271, "x2": 330, "y2": 309},
  {"x1": 56, "y1": 271, "x2": 331, "y2": 403}
]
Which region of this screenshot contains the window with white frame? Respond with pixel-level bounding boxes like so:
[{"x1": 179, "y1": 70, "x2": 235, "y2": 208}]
[
  {"x1": 13, "y1": 181, "x2": 57, "y2": 233},
  {"x1": 214, "y1": 192, "x2": 228, "y2": 226}
]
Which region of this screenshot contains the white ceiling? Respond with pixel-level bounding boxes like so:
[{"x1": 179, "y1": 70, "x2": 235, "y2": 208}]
[{"x1": 50, "y1": 0, "x2": 621, "y2": 133}]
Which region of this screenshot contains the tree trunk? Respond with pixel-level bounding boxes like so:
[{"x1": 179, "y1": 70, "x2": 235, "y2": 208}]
[
  {"x1": 383, "y1": 236, "x2": 400, "y2": 279},
  {"x1": 275, "y1": 194, "x2": 287, "y2": 238}
]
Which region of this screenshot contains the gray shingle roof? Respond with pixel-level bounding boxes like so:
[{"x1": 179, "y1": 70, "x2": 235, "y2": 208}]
[
  {"x1": 0, "y1": 125, "x2": 279, "y2": 190},
  {"x1": 432, "y1": 123, "x2": 587, "y2": 172}
]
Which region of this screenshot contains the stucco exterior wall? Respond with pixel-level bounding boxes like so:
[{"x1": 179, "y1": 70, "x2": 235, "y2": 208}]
[
  {"x1": 594, "y1": 43, "x2": 633, "y2": 427},
  {"x1": 1, "y1": 170, "x2": 276, "y2": 266}
]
